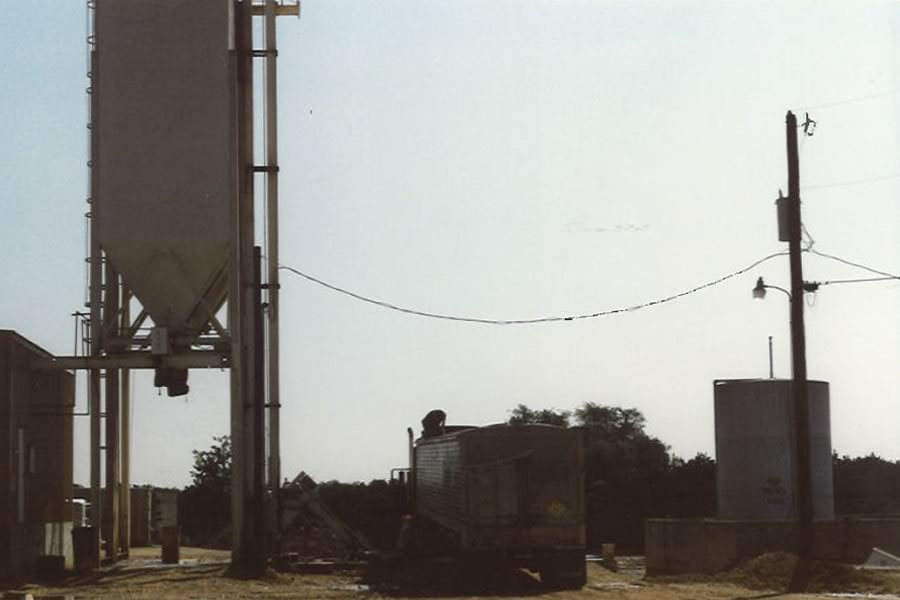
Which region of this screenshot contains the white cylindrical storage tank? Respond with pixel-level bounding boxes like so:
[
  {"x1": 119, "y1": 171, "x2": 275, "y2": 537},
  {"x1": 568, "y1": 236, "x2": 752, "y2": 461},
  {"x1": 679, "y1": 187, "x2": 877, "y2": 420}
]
[{"x1": 714, "y1": 379, "x2": 834, "y2": 521}]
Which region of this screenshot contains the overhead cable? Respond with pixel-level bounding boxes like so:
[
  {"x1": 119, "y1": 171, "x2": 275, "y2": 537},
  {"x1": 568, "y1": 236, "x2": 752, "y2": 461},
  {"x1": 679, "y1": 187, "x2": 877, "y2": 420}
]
[
  {"x1": 820, "y1": 276, "x2": 899, "y2": 286},
  {"x1": 279, "y1": 251, "x2": 789, "y2": 326},
  {"x1": 800, "y1": 87, "x2": 900, "y2": 111},
  {"x1": 805, "y1": 172, "x2": 900, "y2": 191},
  {"x1": 809, "y1": 249, "x2": 900, "y2": 280}
]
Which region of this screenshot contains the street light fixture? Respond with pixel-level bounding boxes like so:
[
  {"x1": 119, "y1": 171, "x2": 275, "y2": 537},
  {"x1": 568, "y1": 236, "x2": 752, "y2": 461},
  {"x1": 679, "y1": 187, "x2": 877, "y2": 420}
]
[
  {"x1": 753, "y1": 276, "x2": 791, "y2": 301},
  {"x1": 753, "y1": 276, "x2": 819, "y2": 301}
]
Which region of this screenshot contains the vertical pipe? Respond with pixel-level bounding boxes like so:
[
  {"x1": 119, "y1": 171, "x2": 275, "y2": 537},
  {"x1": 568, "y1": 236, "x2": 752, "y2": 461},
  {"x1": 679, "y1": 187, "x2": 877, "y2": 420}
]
[
  {"x1": 88, "y1": 45, "x2": 103, "y2": 561},
  {"x1": 231, "y1": 0, "x2": 261, "y2": 573},
  {"x1": 768, "y1": 336, "x2": 774, "y2": 379},
  {"x1": 104, "y1": 265, "x2": 120, "y2": 559},
  {"x1": 119, "y1": 288, "x2": 131, "y2": 556},
  {"x1": 253, "y1": 247, "x2": 266, "y2": 554},
  {"x1": 228, "y1": 10, "x2": 244, "y2": 572},
  {"x1": 263, "y1": 0, "x2": 282, "y2": 546},
  {"x1": 786, "y1": 110, "x2": 814, "y2": 579}
]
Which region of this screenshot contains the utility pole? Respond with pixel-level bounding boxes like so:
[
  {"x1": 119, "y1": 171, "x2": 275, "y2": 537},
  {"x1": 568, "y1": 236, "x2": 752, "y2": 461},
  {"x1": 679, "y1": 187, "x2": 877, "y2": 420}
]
[{"x1": 785, "y1": 110, "x2": 814, "y2": 589}]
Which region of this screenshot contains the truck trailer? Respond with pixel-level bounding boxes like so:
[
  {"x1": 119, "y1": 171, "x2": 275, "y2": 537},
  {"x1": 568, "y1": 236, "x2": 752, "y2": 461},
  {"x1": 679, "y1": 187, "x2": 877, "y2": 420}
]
[{"x1": 397, "y1": 422, "x2": 586, "y2": 588}]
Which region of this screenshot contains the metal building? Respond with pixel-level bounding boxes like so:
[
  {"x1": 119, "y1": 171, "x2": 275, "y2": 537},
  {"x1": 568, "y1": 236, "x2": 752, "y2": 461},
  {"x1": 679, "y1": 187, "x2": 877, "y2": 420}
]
[
  {"x1": 714, "y1": 378, "x2": 834, "y2": 521},
  {"x1": 0, "y1": 331, "x2": 75, "y2": 575}
]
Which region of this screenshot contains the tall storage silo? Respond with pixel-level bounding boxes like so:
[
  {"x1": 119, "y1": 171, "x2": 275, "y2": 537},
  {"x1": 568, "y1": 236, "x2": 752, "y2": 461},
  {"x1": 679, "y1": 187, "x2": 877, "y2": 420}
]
[
  {"x1": 714, "y1": 379, "x2": 834, "y2": 521},
  {"x1": 95, "y1": 0, "x2": 235, "y2": 340}
]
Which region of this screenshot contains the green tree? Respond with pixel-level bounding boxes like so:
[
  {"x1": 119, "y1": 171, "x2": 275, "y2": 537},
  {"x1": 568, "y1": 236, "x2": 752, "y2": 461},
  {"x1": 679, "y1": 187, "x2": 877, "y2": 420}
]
[
  {"x1": 508, "y1": 403, "x2": 571, "y2": 427},
  {"x1": 664, "y1": 453, "x2": 716, "y2": 517},
  {"x1": 180, "y1": 435, "x2": 232, "y2": 548},
  {"x1": 833, "y1": 453, "x2": 900, "y2": 514},
  {"x1": 573, "y1": 402, "x2": 672, "y2": 551},
  {"x1": 317, "y1": 479, "x2": 404, "y2": 551},
  {"x1": 507, "y1": 402, "x2": 719, "y2": 552},
  {"x1": 189, "y1": 435, "x2": 231, "y2": 492}
]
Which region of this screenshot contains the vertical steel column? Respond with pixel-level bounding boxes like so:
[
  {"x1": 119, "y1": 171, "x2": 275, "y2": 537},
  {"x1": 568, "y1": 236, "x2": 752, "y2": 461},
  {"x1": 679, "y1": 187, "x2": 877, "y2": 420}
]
[
  {"x1": 253, "y1": 246, "x2": 266, "y2": 553},
  {"x1": 104, "y1": 264, "x2": 120, "y2": 559},
  {"x1": 263, "y1": 0, "x2": 282, "y2": 540},
  {"x1": 88, "y1": 46, "x2": 103, "y2": 561},
  {"x1": 119, "y1": 287, "x2": 131, "y2": 556},
  {"x1": 231, "y1": 0, "x2": 264, "y2": 574}
]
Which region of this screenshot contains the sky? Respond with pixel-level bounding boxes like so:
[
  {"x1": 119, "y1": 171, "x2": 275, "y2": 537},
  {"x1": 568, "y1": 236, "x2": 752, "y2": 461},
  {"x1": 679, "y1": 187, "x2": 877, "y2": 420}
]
[{"x1": 1, "y1": 1, "x2": 899, "y2": 488}]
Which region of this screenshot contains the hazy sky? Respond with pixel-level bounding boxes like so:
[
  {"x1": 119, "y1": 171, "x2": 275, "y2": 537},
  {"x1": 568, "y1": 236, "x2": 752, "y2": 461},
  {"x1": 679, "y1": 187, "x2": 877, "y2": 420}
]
[{"x1": 2, "y1": 1, "x2": 899, "y2": 488}]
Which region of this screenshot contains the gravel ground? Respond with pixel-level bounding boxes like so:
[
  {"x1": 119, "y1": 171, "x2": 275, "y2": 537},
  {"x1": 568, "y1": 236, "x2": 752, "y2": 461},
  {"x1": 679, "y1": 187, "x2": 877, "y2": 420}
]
[{"x1": 13, "y1": 548, "x2": 900, "y2": 600}]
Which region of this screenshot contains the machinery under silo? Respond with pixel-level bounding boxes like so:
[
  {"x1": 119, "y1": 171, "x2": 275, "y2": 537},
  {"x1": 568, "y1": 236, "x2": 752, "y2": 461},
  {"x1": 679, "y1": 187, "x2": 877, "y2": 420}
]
[{"x1": 714, "y1": 378, "x2": 834, "y2": 521}]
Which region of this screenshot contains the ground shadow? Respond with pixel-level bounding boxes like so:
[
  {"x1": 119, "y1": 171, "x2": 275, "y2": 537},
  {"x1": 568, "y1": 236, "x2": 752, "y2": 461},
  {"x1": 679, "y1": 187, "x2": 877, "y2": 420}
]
[
  {"x1": 360, "y1": 555, "x2": 568, "y2": 598},
  {"x1": 32, "y1": 562, "x2": 227, "y2": 591}
]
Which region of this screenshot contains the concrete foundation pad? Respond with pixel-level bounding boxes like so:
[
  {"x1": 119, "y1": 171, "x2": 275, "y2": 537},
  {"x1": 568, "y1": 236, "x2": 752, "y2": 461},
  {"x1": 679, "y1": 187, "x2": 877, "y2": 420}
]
[{"x1": 646, "y1": 516, "x2": 900, "y2": 574}]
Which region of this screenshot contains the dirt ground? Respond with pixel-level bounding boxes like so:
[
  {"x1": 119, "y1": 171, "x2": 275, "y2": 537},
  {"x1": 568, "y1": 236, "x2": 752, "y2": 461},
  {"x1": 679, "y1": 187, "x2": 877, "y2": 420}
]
[{"x1": 14, "y1": 548, "x2": 900, "y2": 600}]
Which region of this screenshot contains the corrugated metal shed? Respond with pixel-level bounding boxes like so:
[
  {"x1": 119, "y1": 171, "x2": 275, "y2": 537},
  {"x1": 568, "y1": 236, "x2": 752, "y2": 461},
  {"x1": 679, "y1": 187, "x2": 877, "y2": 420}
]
[{"x1": 0, "y1": 330, "x2": 74, "y2": 575}]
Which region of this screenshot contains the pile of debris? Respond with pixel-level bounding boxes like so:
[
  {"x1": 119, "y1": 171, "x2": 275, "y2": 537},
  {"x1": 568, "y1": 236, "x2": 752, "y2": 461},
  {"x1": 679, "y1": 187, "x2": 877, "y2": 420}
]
[
  {"x1": 717, "y1": 552, "x2": 890, "y2": 593},
  {"x1": 276, "y1": 472, "x2": 370, "y2": 565}
]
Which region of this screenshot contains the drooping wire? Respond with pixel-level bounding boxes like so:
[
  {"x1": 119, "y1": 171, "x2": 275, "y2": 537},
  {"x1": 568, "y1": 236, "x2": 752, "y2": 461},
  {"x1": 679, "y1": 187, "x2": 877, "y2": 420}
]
[
  {"x1": 805, "y1": 172, "x2": 900, "y2": 191},
  {"x1": 800, "y1": 222, "x2": 815, "y2": 251},
  {"x1": 800, "y1": 87, "x2": 900, "y2": 111},
  {"x1": 278, "y1": 251, "x2": 790, "y2": 326},
  {"x1": 819, "y1": 276, "x2": 899, "y2": 286},
  {"x1": 809, "y1": 249, "x2": 900, "y2": 280}
]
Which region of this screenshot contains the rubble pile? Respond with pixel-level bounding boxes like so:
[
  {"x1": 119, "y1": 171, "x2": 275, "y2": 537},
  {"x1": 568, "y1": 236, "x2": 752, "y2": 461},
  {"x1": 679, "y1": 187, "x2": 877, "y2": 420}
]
[{"x1": 277, "y1": 472, "x2": 370, "y2": 561}]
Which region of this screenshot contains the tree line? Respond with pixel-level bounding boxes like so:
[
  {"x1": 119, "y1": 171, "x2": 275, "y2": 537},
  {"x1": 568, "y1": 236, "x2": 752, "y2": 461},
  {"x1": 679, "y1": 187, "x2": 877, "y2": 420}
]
[
  {"x1": 509, "y1": 402, "x2": 714, "y2": 551},
  {"x1": 179, "y1": 405, "x2": 900, "y2": 552}
]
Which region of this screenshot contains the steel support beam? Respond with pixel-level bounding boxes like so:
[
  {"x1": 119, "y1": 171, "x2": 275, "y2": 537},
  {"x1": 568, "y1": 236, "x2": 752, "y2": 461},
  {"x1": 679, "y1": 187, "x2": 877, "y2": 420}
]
[
  {"x1": 263, "y1": 0, "x2": 282, "y2": 552},
  {"x1": 251, "y1": 3, "x2": 299, "y2": 17},
  {"x1": 118, "y1": 288, "x2": 131, "y2": 557},
  {"x1": 103, "y1": 264, "x2": 121, "y2": 559},
  {"x1": 30, "y1": 352, "x2": 228, "y2": 371},
  {"x1": 88, "y1": 45, "x2": 104, "y2": 567},
  {"x1": 231, "y1": 0, "x2": 266, "y2": 575}
]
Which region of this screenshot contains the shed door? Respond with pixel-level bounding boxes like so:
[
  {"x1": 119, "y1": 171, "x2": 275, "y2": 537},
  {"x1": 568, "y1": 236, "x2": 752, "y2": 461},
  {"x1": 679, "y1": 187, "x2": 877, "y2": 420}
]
[{"x1": 17, "y1": 427, "x2": 25, "y2": 523}]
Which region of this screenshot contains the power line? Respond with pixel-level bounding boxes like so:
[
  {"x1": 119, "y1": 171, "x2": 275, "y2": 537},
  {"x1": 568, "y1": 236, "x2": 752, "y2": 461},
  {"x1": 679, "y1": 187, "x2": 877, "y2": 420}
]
[
  {"x1": 805, "y1": 172, "x2": 900, "y2": 191},
  {"x1": 279, "y1": 251, "x2": 789, "y2": 326},
  {"x1": 820, "y1": 276, "x2": 899, "y2": 286},
  {"x1": 800, "y1": 87, "x2": 900, "y2": 111},
  {"x1": 809, "y1": 249, "x2": 900, "y2": 280},
  {"x1": 800, "y1": 222, "x2": 815, "y2": 251}
]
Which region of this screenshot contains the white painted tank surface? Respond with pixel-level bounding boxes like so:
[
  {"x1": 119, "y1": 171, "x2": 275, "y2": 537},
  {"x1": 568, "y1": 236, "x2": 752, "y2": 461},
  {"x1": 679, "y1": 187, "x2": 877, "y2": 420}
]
[
  {"x1": 95, "y1": 0, "x2": 236, "y2": 337},
  {"x1": 714, "y1": 379, "x2": 834, "y2": 521}
]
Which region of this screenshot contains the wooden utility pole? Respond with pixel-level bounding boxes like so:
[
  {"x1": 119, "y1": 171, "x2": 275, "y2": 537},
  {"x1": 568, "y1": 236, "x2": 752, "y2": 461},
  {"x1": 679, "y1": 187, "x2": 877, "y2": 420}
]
[{"x1": 786, "y1": 110, "x2": 814, "y2": 589}]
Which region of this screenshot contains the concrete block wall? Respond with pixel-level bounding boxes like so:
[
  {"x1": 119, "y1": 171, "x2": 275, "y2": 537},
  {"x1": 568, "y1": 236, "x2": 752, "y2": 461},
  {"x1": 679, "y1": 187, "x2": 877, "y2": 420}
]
[{"x1": 646, "y1": 516, "x2": 900, "y2": 574}]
